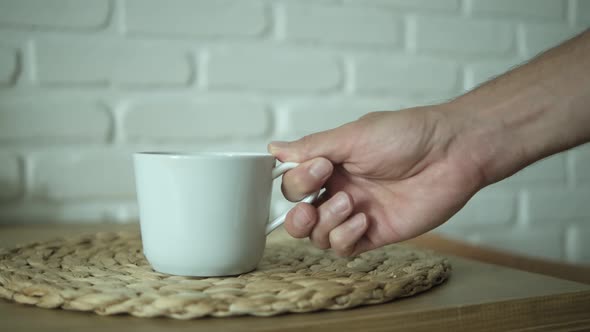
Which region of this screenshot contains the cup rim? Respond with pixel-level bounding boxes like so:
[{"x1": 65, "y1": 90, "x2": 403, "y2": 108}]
[{"x1": 134, "y1": 151, "x2": 274, "y2": 159}]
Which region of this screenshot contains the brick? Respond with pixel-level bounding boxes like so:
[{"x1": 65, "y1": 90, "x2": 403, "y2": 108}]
[
  {"x1": 349, "y1": 0, "x2": 460, "y2": 11},
  {"x1": 501, "y1": 154, "x2": 567, "y2": 186},
  {"x1": 125, "y1": 0, "x2": 266, "y2": 37},
  {"x1": 0, "y1": 48, "x2": 17, "y2": 85},
  {"x1": 414, "y1": 16, "x2": 514, "y2": 55},
  {"x1": 576, "y1": 0, "x2": 590, "y2": 25},
  {"x1": 0, "y1": 201, "x2": 138, "y2": 224},
  {"x1": 285, "y1": 4, "x2": 402, "y2": 46},
  {"x1": 469, "y1": 0, "x2": 566, "y2": 20},
  {"x1": 464, "y1": 60, "x2": 522, "y2": 90},
  {"x1": 282, "y1": 106, "x2": 366, "y2": 138},
  {"x1": 208, "y1": 50, "x2": 341, "y2": 92},
  {"x1": 469, "y1": 227, "x2": 564, "y2": 260},
  {"x1": 444, "y1": 188, "x2": 517, "y2": 227},
  {"x1": 33, "y1": 151, "x2": 136, "y2": 201},
  {"x1": 0, "y1": 153, "x2": 22, "y2": 200},
  {"x1": 0, "y1": 0, "x2": 110, "y2": 29},
  {"x1": 0, "y1": 100, "x2": 111, "y2": 143},
  {"x1": 566, "y1": 224, "x2": 590, "y2": 263},
  {"x1": 124, "y1": 100, "x2": 270, "y2": 142},
  {"x1": 526, "y1": 189, "x2": 590, "y2": 223},
  {"x1": 573, "y1": 144, "x2": 590, "y2": 183},
  {"x1": 355, "y1": 55, "x2": 458, "y2": 95},
  {"x1": 35, "y1": 42, "x2": 192, "y2": 87},
  {"x1": 522, "y1": 24, "x2": 585, "y2": 56},
  {"x1": 279, "y1": 99, "x2": 407, "y2": 138}
]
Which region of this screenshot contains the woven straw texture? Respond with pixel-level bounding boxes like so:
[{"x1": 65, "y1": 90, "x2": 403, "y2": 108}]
[{"x1": 0, "y1": 231, "x2": 451, "y2": 319}]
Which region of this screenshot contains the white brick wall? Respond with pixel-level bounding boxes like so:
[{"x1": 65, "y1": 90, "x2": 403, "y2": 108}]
[
  {"x1": 0, "y1": 99, "x2": 111, "y2": 143},
  {"x1": 0, "y1": 48, "x2": 17, "y2": 85},
  {"x1": 413, "y1": 16, "x2": 515, "y2": 55},
  {"x1": 352, "y1": 0, "x2": 460, "y2": 12},
  {"x1": 36, "y1": 41, "x2": 194, "y2": 87},
  {"x1": 354, "y1": 55, "x2": 459, "y2": 95},
  {"x1": 521, "y1": 23, "x2": 587, "y2": 56},
  {"x1": 208, "y1": 49, "x2": 342, "y2": 92},
  {"x1": 280, "y1": 100, "x2": 391, "y2": 138},
  {"x1": 0, "y1": 0, "x2": 588, "y2": 263},
  {"x1": 575, "y1": 0, "x2": 590, "y2": 24},
  {"x1": 124, "y1": 100, "x2": 271, "y2": 142},
  {"x1": 526, "y1": 189, "x2": 590, "y2": 224},
  {"x1": 284, "y1": 4, "x2": 403, "y2": 46},
  {"x1": 464, "y1": 59, "x2": 522, "y2": 90},
  {"x1": 468, "y1": 0, "x2": 567, "y2": 20},
  {"x1": 573, "y1": 145, "x2": 590, "y2": 182},
  {"x1": 469, "y1": 227, "x2": 565, "y2": 261},
  {"x1": 0, "y1": 153, "x2": 21, "y2": 200},
  {"x1": 566, "y1": 224, "x2": 590, "y2": 262},
  {"x1": 125, "y1": 0, "x2": 267, "y2": 38},
  {"x1": 32, "y1": 150, "x2": 135, "y2": 201},
  {"x1": 439, "y1": 187, "x2": 517, "y2": 228},
  {"x1": 0, "y1": 0, "x2": 110, "y2": 29}
]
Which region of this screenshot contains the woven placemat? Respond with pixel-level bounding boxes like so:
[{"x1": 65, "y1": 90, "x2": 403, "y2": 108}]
[{"x1": 0, "y1": 231, "x2": 451, "y2": 319}]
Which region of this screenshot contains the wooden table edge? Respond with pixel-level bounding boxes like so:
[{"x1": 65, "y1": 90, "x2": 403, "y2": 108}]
[
  {"x1": 255, "y1": 290, "x2": 590, "y2": 331},
  {"x1": 406, "y1": 233, "x2": 590, "y2": 285}
]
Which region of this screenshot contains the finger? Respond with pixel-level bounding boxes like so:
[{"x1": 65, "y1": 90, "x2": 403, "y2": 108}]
[
  {"x1": 329, "y1": 213, "x2": 368, "y2": 257},
  {"x1": 309, "y1": 191, "x2": 354, "y2": 249},
  {"x1": 281, "y1": 157, "x2": 333, "y2": 201},
  {"x1": 268, "y1": 124, "x2": 355, "y2": 164},
  {"x1": 283, "y1": 203, "x2": 318, "y2": 239}
]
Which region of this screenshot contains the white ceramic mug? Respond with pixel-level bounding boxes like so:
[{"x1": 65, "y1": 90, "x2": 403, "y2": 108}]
[{"x1": 133, "y1": 152, "x2": 319, "y2": 277}]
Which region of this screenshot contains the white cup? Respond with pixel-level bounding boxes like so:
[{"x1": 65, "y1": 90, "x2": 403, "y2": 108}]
[{"x1": 133, "y1": 152, "x2": 319, "y2": 277}]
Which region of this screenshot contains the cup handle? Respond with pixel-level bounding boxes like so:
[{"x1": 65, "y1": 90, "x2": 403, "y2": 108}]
[{"x1": 266, "y1": 162, "x2": 321, "y2": 235}]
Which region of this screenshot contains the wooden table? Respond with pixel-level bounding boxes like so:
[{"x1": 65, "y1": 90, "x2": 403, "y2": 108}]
[{"x1": 1, "y1": 224, "x2": 589, "y2": 331}]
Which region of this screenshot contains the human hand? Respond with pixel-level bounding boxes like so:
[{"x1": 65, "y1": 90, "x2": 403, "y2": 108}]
[{"x1": 269, "y1": 104, "x2": 485, "y2": 256}]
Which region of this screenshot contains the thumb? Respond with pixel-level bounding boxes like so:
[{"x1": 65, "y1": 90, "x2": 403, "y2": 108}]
[{"x1": 268, "y1": 126, "x2": 353, "y2": 163}]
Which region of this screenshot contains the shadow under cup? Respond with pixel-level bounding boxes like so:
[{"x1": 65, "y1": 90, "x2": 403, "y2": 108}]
[{"x1": 133, "y1": 152, "x2": 278, "y2": 277}]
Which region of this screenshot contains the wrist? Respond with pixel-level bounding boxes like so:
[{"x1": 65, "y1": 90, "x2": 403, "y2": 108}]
[
  {"x1": 445, "y1": 30, "x2": 590, "y2": 187},
  {"x1": 443, "y1": 98, "x2": 526, "y2": 187},
  {"x1": 419, "y1": 102, "x2": 489, "y2": 191},
  {"x1": 445, "y1": 82, "x2": 564, "y2": 187}
]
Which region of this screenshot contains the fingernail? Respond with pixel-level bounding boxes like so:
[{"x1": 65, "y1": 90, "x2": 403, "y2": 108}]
[
  {"x1": 293, "y1": 206, "x2": 311, "y2": 229},
  {"x1": 349, "y1": 213, "x2": 366, "y2": 231},
  {"x1": 268, "y1": 141, "x2": 288, "y2": 153},
  {"x1": 329, "y1": 192, "x2": 350, "y2": 214},
  {"x1": 309, "y1": 159, "x2": 331, "y2": 180}
]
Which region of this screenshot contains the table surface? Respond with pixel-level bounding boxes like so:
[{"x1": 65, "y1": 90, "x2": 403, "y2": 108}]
[{"x1": 1, "y1": 224, "x2": 589, "y2": 332}]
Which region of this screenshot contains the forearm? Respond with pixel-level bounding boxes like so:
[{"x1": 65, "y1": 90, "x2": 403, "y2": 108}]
[{"x1": 449, "y1": 29, "x2": 590, "y2": 185}]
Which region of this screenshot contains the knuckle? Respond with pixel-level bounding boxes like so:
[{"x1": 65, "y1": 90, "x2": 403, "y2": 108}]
[
  {"x1": 281, "y1": 180, "x2": 304, "y2": 201},
  {"x1": 318, "y1": 195, "x2": 345, "y2": 222},
  {"x1": 296, "y1": 204, "x2": 315, "y2": 227},
  {"x1": 310, "y1": 232, "x2": 330, "y2": 250},
  {"x1": 282, "y1": 169, "x2": 314, "y2": 198},
  {"x1": 299, "y1": 134, "x2": 316, "y2": 151},
  {"x1": 333, "y1": 245, "x2": 353, "y2": 257},
  {"x1": 334, "y1": 249, "x2": 352, "y2": 258},
  {"x1": 328, "y1": 231, "x2": 342, "y2": 248},
  {"x1": 329, "y1": 231, "x2": 353, "y2": 257}
]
